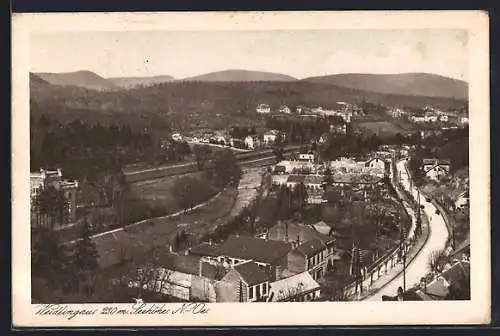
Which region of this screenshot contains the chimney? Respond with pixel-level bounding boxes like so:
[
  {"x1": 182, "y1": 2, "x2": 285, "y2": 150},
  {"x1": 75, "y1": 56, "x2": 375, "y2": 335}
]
[
  {"x1": 169, "y1": 245, "x2": 173, "y2": 253},
  {"x1": 198, "y1": 259, "x2": 203, "y2": 277},
  {"x1": 208, "y1": 238, "x2": 213, "y2": 246}
]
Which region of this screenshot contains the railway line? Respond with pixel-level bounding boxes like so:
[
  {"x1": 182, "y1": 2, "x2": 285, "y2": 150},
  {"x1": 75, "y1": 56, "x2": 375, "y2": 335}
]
[{"x1": 124, "y1": 145, "x2": 299, "y2": 183}]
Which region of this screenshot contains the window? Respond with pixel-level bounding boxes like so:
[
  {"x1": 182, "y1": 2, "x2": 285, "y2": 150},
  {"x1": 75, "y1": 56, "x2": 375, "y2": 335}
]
[
  {"x1": 249, "y1": 286, "x2": 254, "y2": 299},
  {"x1": 263, "y1": 283, "x2": 267, "y2": 295},
  {"x1": 256, "y1": 284, "x2": 261, "y2": 298}
]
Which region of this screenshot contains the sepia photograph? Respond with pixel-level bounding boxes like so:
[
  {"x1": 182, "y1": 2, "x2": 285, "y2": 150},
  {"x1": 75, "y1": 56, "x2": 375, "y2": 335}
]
[{"x1": 12, "y1": 11, "x2": 490, "y2": 326}]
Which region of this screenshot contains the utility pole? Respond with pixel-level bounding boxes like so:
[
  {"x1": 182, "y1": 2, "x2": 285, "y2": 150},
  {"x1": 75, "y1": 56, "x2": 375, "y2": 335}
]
[
  {"x1": 403, "y1": 240, "x2": 407, "y2": 293},
  {"x1": 399, "y1": 214, "x2": 407, "y2": 294}
]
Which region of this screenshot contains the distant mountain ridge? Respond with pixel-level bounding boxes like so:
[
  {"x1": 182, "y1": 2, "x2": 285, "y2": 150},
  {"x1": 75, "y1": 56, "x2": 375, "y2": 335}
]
[
  {"x1": 35, "y1": 70, "x2": 120, "y2": 91},
  {"x1": 31, "y1": 69, "x2": 469, "y2": 101},
  {"x1": 108, "y1": 75, "x2": 175, "y2": 89},
  {"x1": 180, "y1": 69, "x2": 298, "y2": 82},
  {"x1": 30, "y1": 73, "x2": 51, "y2": 86},
  {"x1": 302, "y1": 73, "x2": 468, "y2": 100}
]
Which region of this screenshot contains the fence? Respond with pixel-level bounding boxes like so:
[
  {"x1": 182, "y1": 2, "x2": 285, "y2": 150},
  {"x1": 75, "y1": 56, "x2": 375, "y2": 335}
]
[{"x1": 340, "y1": 160, "x2": 421, "y2": 298}]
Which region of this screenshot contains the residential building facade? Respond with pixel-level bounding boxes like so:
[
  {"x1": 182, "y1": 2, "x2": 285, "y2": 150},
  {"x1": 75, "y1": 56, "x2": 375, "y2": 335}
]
[{"x1": 256, "y1": 103, "x2": 271, "y2": 114}]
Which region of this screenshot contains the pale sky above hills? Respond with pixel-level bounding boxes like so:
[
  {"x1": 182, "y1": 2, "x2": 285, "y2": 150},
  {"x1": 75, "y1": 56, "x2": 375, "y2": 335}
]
[{"x1": 30, "y1": 29, "x2": 468, "y2": 81}]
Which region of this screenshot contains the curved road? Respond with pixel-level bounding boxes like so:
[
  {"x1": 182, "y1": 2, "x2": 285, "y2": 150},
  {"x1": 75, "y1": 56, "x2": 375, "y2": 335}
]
[{"x1": 365, "y1": 159, "x2": 449, "y2": 301}]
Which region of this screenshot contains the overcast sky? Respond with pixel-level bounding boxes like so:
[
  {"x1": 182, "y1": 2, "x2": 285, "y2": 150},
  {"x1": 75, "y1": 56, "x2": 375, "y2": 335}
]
[{"x1": 30, "y1": 29, "x2": 468, "y2": 81}]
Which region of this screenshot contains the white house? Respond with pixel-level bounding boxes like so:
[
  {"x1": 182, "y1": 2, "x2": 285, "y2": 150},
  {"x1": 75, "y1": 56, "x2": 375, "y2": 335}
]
[
  {"x1": 304, "y1": 174, "x2": 324, "y2": 191},
  {"x1": 439, "y1": 115, "x2": 449, "y2": 122},
  {"x1": 275, "y1": 160, "x2": 315, "y2": 174},
  {"x1": 411, "y1": 115, "x2": 426, "y2": 123},
  {"x1": 279, "y1": 105, "x2": 291, "y2": 114},
  {"x1": 214, "y1": 134, "x2": 227, "y2": 145},
  {"x1": 460, "y1": 116, "x2": 469, "y2": 125},
  {"x1": 329, "y1": 124, "x2": 347, "y2": 135},
  {"x1": 317, "y1": 134, "x2": 329, "y2": 144},
  {"x1": 256, "y1": 104, "x2": 271, "y2": 114},
  {"x1": 271, "y1": 174, "x2": 289, "y2": 186},
  {"x1": 423, "y1": 159, "x2": 451, "y2": 181},
  {"x1": 172, "y1": 133, "x2": 183, "y2": 142},
  {"x1": 424, "y1": 114, "x2": 438, "y2": 122},
  {"x1": 298, "y1": 153, "x2": 315, "y2": 162},
  {"x1": 391, "y1": 108, "x2": 404, "y2": 118},
  {"x1": 454, "y1": 190, "x2": 469, "y2": 209},
  {"x1": 263, "y1": 130, "x2": 280, "y2": 144},
  {"x1": 244, "y1": 135, "x2": 260, "y2": 150},
  {"x1": 365, "y1": 157, "x2": 386, "y2": 171}
]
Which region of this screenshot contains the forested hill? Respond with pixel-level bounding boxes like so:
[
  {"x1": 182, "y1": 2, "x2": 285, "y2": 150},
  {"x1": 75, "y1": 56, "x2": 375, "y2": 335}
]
[
  {"x1": 30, "y1": 78, "x2": 467, "y2": 132},
  {"x1": 34, "y1": 71, "x2": 121, "y2": 91},
  {"x1": 302, "y1": 73, "x2": 468, "y2": 100},
  {"x1": 181, "y1": 69, "x2": 297, "y2": 82}
]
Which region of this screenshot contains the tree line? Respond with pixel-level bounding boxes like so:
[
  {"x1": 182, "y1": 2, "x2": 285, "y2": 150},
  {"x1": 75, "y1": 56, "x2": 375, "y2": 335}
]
[{"x1": 32, "y1": 221, "x2": 101, "y2": 302}]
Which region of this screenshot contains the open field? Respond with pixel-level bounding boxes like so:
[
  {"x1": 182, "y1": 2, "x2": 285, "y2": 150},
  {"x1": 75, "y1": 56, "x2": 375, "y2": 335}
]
[
  {"x1": 86, "y1": 187, "x2": 238, "y2": 268},
  {"x1": 354, "y1": 120, "x2": 412, "y2": 137},
  {"x1": 129, "y1": 171, "x2": 207, "y2": 209}
]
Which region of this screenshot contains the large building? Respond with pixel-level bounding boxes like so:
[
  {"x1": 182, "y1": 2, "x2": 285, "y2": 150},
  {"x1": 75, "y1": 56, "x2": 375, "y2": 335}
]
[
  {"x1": 30, "y1": 168, "x2": 79, "y2": 224},
  {"x1": 191, "y1": 235, "x2": 293, "y2": 282}
]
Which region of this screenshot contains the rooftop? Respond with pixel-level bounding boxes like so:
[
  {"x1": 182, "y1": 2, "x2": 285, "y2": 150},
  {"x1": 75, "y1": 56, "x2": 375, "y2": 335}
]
[
  {"x1": 189, "y1": 242, "x2": 221, "y2": 258},
  {"x1": 332, "y1": 173, "x2": 383, "y2": 184},
  {"x1": 268, "y1": 271, "x2": 320, "y2": 302},
  {"x1": 152, "y1": 253, "x2": 225, "y2": 280},
  {"x1": 423, "y1": 158, "x2": 451, "y2": 166},
  {"x1": 234, "y1": 261, "x2": 271, "y2": 286},
  {"x1": 268, "y1": 222, "x2": 334, "y2": 246},
  {"x1": 218, "y1": 236, "x2": 293, "y2": 264},
  {"x1": 423, "y1": 260, "x2": 470, "y2": 299},
  {"x1": 294, "y1": 238, "x2": 327, "y2": 257}
]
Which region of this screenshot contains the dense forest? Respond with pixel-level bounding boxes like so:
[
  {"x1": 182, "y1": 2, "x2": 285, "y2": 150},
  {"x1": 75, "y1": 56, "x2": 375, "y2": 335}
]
[{"x1": 31, "y1": 79, "x2": 467, "y2": 133}]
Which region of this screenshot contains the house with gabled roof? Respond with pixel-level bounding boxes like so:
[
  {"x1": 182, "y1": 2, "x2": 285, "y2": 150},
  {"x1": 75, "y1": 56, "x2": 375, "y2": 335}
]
[
  {"x1": 244, "y1": 135, "x2": 261, "y2": 150},
  {"x1": 452, "y1": 190, "x2": 469, "y2": 210},
  {"x1": 279, "y1": 105, "x2": 292, "y2": 114},
  {"x1": 263, "y1": 129, "x2": 281, "y2": 144},
  {"x1": 365, "y1": 157, "x2": 387, "y2": 172},
  {"x1": 214, "y1": 235, "x2": 293, "y2": 281},
  {"x1": 256, "y1": 103, "x2": 271, "y2": 114},
  {"x1": 220, "y1": 261, "x2": 271, "y2": 302},
  {"x1": 422, "y1": 158, "x2": 451, "y2": 181},
  {"x1": 304, "y1": 174, "x2": 324, "y2": 191},
  {"x1": 415, "y1": 259, "x2": 470, "y2": 300},
  {"x1": 268, "y1": 271, "x2": 321, "y2": 302},
  {"x1": 274, "y1": 223, "x2": 340, "y2": 281}
]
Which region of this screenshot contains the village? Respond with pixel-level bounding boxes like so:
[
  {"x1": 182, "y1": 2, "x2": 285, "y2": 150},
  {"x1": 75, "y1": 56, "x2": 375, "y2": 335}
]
[{"x1": 30, "y1": 98, "x2": 470, "y2": 303}]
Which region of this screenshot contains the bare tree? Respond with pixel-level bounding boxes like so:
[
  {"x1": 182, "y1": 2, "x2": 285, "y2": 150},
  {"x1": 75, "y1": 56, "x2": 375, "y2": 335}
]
[
  {"x1": 127, "y1": 248, "x2": 175, "y2": 300},
  {"x1": 275, "y1": 282, "x2": 312, "y2": 302},
  {"x1": 428, "y1": 249, "x2": 447, "y2": 274}
]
